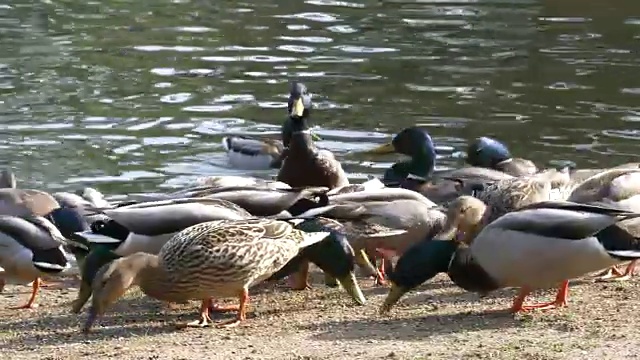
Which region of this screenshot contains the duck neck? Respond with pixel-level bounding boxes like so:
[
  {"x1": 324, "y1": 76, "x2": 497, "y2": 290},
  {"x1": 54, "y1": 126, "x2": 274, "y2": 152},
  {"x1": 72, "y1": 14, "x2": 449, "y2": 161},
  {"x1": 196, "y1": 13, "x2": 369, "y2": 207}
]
[
  {"x1": 131, "y1": 254, "x2": 179, "y2": 302},
  {"x1": 289, "y1": 128, "x2": 317, "y2": 159},
  {"x1": 387, "y1": 153, "x2": 435, "y2": 182}
]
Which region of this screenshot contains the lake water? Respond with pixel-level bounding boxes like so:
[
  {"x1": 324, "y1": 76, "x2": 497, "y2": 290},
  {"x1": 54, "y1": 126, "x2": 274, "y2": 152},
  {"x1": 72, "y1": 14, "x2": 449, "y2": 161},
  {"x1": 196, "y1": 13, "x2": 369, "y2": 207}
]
[{"x1": 1, "y1": 0, "x2": 639, "y2": 195}]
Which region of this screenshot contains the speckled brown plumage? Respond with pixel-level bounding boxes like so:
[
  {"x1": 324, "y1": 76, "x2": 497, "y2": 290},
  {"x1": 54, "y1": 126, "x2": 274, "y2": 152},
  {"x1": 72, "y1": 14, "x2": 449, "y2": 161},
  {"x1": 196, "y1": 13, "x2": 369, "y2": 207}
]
[{"x1": 85, "y1": 218, "x2": 331, "y2": 331}]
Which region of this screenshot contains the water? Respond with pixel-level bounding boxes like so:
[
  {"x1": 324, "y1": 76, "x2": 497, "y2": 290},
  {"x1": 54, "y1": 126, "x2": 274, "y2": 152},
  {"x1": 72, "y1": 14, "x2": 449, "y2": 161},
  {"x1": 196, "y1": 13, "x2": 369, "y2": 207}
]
[{"x1": 0, "y1": 1, "x2": 639, "y2": 195}]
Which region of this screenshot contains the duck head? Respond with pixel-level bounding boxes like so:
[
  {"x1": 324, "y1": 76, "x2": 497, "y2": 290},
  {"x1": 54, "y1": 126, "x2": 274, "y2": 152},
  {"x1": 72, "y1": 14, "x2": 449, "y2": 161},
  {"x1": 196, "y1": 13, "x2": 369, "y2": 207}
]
[
  {"x1": 281, "y1": 82, "x2": 319, "y2": 149},
  {"x1": 466, "y1": 136, "x2": 512, "y2": 169},
  {"x1": 71, "y1": 245, "x2": 122, "y2": 314},
  {"x1": 268, "y1": 218, "x2": 366, "y2": 305},
  {"x1": 365, "y1": 127, "x2": 436, "y2": 182},
  {"x1": 437, "y1": 195, "x2": 487, "y2": 244}
]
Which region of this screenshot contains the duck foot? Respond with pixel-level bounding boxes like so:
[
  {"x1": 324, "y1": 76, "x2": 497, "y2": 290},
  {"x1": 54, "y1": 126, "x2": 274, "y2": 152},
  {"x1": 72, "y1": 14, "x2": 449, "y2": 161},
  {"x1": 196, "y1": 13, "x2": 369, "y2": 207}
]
[
  {"x1": 594, "y1": 266, "x2": 625, "y2": 281},
  {"x1": 596, "y1": 261, "x2": 636, "y2": 282},
  {"x1": 9, "y1": 278, "x2": 41, "y2": 310},
  {"x1": 510, "y1": 280, "x2": 568, "y2": 313},
  {"x1": 287, "y1": 261, "x2": 312, "y2": 290},
  {"x1": 218, "y1": 288, "x2": 248, "y2": 328},
  {"x1": 177, "y1": 300, "x2": 212, "y2": 329}
]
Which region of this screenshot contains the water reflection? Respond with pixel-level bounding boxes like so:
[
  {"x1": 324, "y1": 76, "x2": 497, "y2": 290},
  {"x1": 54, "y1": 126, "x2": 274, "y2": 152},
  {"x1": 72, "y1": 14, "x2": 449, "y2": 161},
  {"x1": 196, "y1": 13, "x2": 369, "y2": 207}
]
[{"x1": 0, "y1": 0, "x2": 637, "y2": 193}]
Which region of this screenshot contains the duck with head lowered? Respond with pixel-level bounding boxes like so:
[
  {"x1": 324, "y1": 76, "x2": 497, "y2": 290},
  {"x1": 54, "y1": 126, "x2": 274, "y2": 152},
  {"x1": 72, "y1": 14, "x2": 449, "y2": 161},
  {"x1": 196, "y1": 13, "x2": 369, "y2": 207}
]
[
  {"x1": 380, "y1": 196, "x2": 640, "y2": 314},
  {"x1": 82, "y1": 217, "x2": 366, "y2": 332}
]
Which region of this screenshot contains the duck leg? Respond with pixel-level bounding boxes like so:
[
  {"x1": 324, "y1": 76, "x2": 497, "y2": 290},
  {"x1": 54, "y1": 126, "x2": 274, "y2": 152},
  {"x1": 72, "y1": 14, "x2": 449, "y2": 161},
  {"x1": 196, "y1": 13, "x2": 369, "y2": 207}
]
[
  {"x1": 218, "y1": 288, "x2": 249, "y2": 328},
  {"x1": 287, "y1": 261, "x2": 312, "y2": 290},
  {"x1": 180, "y1": 299, "x2": 213, "y2": 328},
  {"x1": 10, "y1": 278, "x2": 41, "y2": 310},
  {"x1": 596, "y1": 261, "x2": 637, "y2": 282},
  {"x1": 510, "y1": 281, "x2": 569, "y2": 313}
]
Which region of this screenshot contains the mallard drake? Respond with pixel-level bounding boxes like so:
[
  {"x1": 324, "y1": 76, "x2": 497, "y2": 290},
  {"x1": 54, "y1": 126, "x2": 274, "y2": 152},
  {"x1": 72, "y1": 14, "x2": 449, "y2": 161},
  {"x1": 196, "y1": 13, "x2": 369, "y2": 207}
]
[
  {"x1": 276, "y1": 82, "x2": 349, "y2": 189},
  {"x1": 222, "y1": 136, "x2": 286, "y2": 170},
  {"x1": 83, "y1": 218, "x2": 365, "y2": 332},
  {"x1": 0, "y1": 214, "x2": 77, "y2": 309},
  {"x1": 567, "y1": 167, "x2": 640, "y2": 281},
  {"x1": 466, "y1": 136, "x2": 538, "y2": 176},
  {"x1": 363, "y1": 127, "x2": 514, "y2": 203},
  {"x1": 381, "y1": 197, "x2": 640, "y2": 314},
  {"x1": 72, "y1": 198, "x2": 253, "y2": 257},
  {"x1": 195, "y1": 175, "x2": 291, "y2": 190},
  {"x1": 127, "y1": 184, "x2": 329, "y2": 217},
  {"x1": 322, "y1": 199, "x2": 446, "y2": 285}
]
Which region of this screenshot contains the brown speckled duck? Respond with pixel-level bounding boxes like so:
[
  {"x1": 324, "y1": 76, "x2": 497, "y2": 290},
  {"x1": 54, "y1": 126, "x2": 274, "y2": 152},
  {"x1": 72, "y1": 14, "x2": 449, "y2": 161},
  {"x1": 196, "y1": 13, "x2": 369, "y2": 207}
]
[{"x1": 83, "y1": 218, "x2": 365, "y2": 332}]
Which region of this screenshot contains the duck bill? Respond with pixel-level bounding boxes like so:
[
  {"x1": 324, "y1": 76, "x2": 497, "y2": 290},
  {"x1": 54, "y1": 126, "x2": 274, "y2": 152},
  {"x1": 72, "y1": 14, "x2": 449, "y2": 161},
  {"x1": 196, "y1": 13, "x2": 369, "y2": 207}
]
[
  {"x1": 290, "y1": 97, "x2": 305, "y2": 118},
  {"x1": 380, "y1": 283, "x2": 408, "y2": 314},
  {"x1": 336, "y1": 272, "x2": 367, "y2": 305},
  {"x1": 365, "y1": 142, "x2": 395, "y2": 154}
]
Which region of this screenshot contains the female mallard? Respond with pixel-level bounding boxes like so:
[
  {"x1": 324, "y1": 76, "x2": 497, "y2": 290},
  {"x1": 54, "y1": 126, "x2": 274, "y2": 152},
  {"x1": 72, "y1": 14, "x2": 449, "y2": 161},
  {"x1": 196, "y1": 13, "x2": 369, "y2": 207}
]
[
  {"x1": 72, "y1": 216, "x2": 367, "y2": 315},
  {"x1": 364, "y1": 127, "x2": 514, "y2": 203},
  {"x1": 381, "y1": 197, "x2": 640, "y2": 314},
  {"x1": 466, "y1": 136, "x2": 538, "y2": 176},
  {"x1": 276, "y1": 82, "x2": 349, "y2": 189},
  {"x1": 83, "y1": 218, "x2": 366, "y2": 332},
  {"x1": 567, "y1": 167, "x2": 640, "y2": 281},
  {"x1": 465, "y1": 168, "x2": 572, "y2": 225},
  {"x1": 0, "y1": 215, "x2": 77, "y2": 309}
]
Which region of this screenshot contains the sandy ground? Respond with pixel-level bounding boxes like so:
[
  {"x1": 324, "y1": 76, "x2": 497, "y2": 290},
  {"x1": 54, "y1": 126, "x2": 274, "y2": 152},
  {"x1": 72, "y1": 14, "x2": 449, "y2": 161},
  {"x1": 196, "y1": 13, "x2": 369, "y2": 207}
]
[{"x1": 2, "y1": 268, "x2": 640, "y2": 360}]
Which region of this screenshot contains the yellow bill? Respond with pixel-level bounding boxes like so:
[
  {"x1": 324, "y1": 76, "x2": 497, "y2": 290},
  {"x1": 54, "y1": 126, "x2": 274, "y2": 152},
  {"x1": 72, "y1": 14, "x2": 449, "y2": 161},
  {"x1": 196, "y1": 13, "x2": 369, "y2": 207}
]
[
  {"x1": 364, "y1": 142, "x2": 395, "y2": 155},
  {"x1": 291, "y1": 97, "x2": 305, "y2": 117}
]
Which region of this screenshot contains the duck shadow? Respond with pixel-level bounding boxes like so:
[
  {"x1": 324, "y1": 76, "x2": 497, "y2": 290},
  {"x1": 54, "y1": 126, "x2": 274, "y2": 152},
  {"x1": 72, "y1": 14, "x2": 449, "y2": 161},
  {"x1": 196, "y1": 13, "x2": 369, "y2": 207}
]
[
  {"x1": 0, "y1": 296, "x2": 244, "y2": 350},
  {"x1": 298, "y1": 307, "x2": 523, "y2": 341}
]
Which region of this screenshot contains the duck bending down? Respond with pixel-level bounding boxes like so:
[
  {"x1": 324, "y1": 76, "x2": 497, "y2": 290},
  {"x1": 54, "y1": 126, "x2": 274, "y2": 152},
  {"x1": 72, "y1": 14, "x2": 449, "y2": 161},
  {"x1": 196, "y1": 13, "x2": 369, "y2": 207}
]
[
  {"x1": 567, "y1": 167, "x2": 640, "y2": 281},
  {"x1": 381, "y1": 196, "x2": 640, "y2": 314},
  {"x1": 83, "y1": 218, "x2": 365, "y2": 332},
  {"x1": 0, "y1": 215, "x2": 79, "y2": 309}
]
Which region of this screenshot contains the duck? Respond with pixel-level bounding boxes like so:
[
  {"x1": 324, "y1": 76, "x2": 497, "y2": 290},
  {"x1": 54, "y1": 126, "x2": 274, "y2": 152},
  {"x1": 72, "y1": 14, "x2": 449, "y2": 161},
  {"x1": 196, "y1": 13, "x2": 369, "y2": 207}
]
[
  {"x1": 74, "y1": 215, "x2": 367, "y2": 315},
  {"x1": 317, "y1": 199, "x2": 447, "y2": 285},
  {"x1": 125, "y1": 184, "x2": 329, "y2": 217},
  {"x1": 466, "y1": 136, "x2": 538, "y2": 176},
  {"x1": 381, "y1": 196, "x2": 640, "y2": 314},
  {"x1": 566, "y1": 167, "x2": 640, "y2": 281},
  {"x1": 82, "y1": 218, "x2": 366, "y2": 332},
  {"x1": 222, "y1": 136, "x2": 286, "y2": 170},
  {"x1": 0, "y1": 214, "x2": 78, "y2": 309},
  {"x1": 276, "y1": 82, "x2": 349, "y2": 189},
  {"x1": 222, "y1": 132, "x2": 322, "y2": 171},
  {"x1": 459, "y1": 167, "x2": 572, "y2": 225},
  {"x1": 363, "y1": 127, "x2": 514, "y2": 203},
  {"x1": 195, "y1": 175, "x2": 291, "y2": 190},
  {"x1": 71, "y1": 198, "x2": 253, "y2": 257}
]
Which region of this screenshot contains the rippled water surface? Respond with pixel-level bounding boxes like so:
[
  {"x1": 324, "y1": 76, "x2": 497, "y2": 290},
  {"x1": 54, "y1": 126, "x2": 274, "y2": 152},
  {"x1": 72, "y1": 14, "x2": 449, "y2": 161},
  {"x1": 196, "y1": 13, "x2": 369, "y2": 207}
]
[{"x1": 1, "y1": 1, "x2": 639, "y2": 193}]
